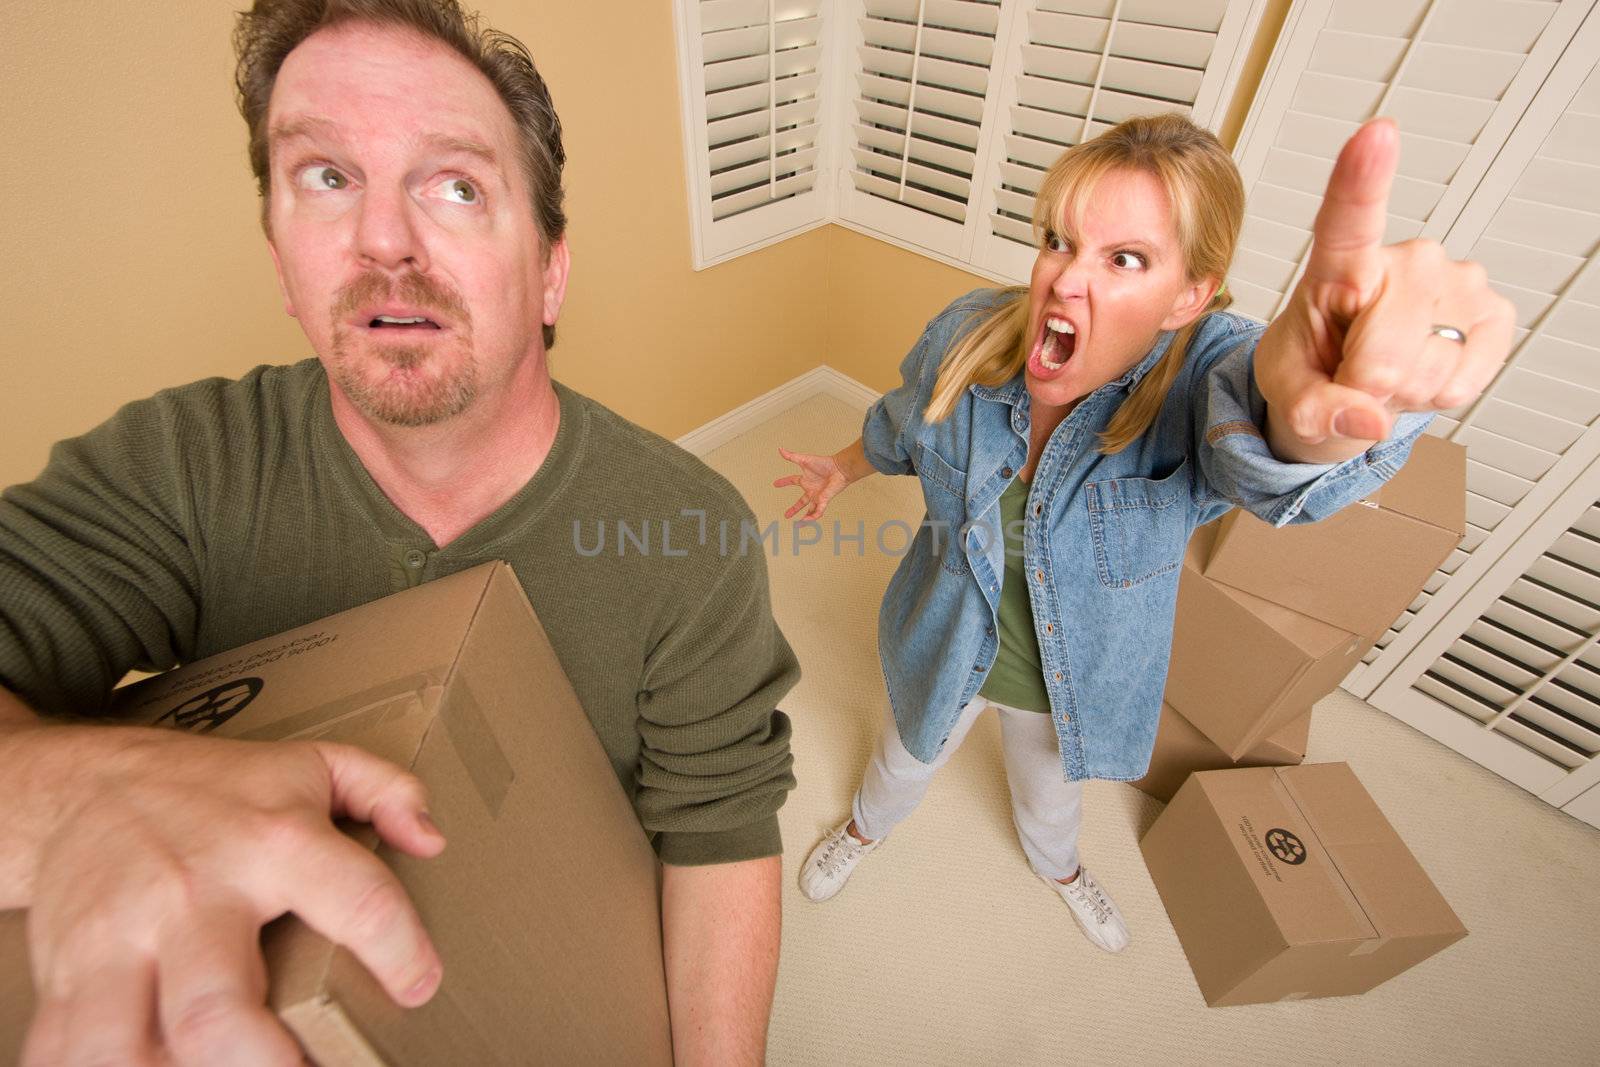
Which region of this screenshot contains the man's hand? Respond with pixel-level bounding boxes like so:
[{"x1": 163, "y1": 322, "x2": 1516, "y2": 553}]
[
  {"x1": 6, "y1": 719, "x2": 445, "y2": 1066},
  {"x1": 1254, "y1": 117, "x2": 1515, "y2": 464}
]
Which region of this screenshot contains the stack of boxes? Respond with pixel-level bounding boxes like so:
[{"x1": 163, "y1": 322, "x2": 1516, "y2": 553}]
[
  {"x1": 1136, "y1": 434, "x2": 1473, "y2": 1006},
  {"x1": 1135, "y1": 433, "x2": 1469, "y2": 803}
]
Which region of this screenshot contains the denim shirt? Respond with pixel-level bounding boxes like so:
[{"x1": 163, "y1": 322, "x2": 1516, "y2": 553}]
[{"x1": 863, "y1": 289, "x2": 1431, "y2": 781}]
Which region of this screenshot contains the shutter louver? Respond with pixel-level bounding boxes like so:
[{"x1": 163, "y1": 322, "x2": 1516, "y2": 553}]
[
  {"x1": 1227, "y1": 0, "x2": 1577, "y2": 323},
  {"x1": 971, "y1": 0, "x2": 1263, "y2": 281},
  {"x1": 1356, "y1": 19, "x2": 1600, "y2": 816},
  {"x1": 677, "y1": 0, "x2": 829, "y2": 266},
  {"x1": 839, "y1": 0, "x2": 1006, "y2": 258}
]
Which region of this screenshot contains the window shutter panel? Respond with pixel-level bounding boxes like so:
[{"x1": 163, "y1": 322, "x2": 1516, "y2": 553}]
[
  {"x1": 676, "y1": 0, "x2": 829, "y2": 266},
  {"x1": 835, "y1": 0, "x2": 1010, "y2": 260},
  {"x1": 1227, "y1": 0, "x2": 1586, "y2": 323},
  {"x1": 1356, "y1": 11, "x2": 1600, "y2": 813},
  {"x1": 969, "y1": 0, "x2": 1267, "y2": 281}
]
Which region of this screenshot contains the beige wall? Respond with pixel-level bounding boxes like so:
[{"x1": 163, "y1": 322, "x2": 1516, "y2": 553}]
[
  {"x1": 1, "y1": 1, "x2": 1289, "y2": 489},
  {"x1": 0, "y1": 0, "x2": 829, "y2": 488}
]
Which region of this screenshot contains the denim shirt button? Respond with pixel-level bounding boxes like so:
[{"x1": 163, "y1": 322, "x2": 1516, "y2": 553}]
[
  {"x1": 1034, "y1": 569, "x2": 1044, "y2": 581},
  {"x1": 1045, "y1": 622, "x2": 1054, "y2": 634},
  {"x1": 1033, "y1": 502, "x2": 1042, "y2": 517},
  {"x1": 1002, "y1": 466, "x2": 1014, "y2": 478},
  {"x1": 1054, "y1": 671, "x2": 1063, "y2": 681}
]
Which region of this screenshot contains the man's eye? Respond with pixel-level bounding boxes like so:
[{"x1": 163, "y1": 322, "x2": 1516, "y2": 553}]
[
  {"x1": 439, "y1": 178, "x2": 479, "y2": 205},
  {"x1": 298, "y1": 165, "x2": 349, "y2": 191},
  {"x1": 1112, "y1": 251, "x2": 1145, "y2": 269}
]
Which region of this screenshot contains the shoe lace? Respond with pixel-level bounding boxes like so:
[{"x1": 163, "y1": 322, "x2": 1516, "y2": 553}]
[
  {"x1": 1068, "y1": 877, "x2": 1113, "y2": 924},
  {"x1": 818, "y1": 832, "x2": 863, "y2": 876}
]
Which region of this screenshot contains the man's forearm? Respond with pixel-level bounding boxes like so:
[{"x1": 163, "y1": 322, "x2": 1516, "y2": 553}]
[
  {"x1": 660, "y1": 855, "x2": 782, "y2": 1066},
  {"x1": 0, "y1": 687, "x2": 77, "y2": 908}
]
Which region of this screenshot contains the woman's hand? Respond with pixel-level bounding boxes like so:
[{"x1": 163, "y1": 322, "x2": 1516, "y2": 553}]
[
  {"x1": 773, "y1": 447, "x2": 852, "y2": 520},
  {"x1": 1253, "y1": 117, "x2": 1515, "y2": 464}
]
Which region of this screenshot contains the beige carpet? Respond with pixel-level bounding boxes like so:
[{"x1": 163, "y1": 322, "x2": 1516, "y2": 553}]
[{"x1": 699, "y1": 390, "x2": 1600, "y2": 1067}]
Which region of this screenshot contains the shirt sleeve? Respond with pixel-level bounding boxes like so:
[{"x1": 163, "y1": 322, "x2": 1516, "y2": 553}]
[
  {"x1": 1191, "y1": 322, "x2": 1434, "y2": 528},
  {"x1": 633, "y1": 522, "x2": 799, "y2": 866},
  {"x1": 859, "y1": 329, "x2": 935, "y2": 477},
  {"x1": 0, "y1": 392, "x2": 201, "y2": 715}
]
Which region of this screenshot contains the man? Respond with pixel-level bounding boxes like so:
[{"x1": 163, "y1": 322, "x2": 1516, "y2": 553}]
[{"x1": 0, "y1": 2, "x2": 796, "y2": 1064}]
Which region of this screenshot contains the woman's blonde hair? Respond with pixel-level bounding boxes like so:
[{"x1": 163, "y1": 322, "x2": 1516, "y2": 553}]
[{"x1": 925, "y1": 114, "x2": 1245, "y2": 453}]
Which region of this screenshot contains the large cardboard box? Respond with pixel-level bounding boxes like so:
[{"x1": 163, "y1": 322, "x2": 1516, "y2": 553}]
[
  {"x1": 1134, "y1": 702, "x2": 1310, "y2": 803},
  {"x1": 1168, "y1": 523, "x2": 1370, "y2": 758},
  {"x1": 1141, "y1": 763, "x2": 1467, "y2": 1006},
  {"x1": 1202, "y1": 433, "x2": 1466, "y2": 638},
  {"x1": 0, "y1": 562, "x2": 673, "y2": 1066}
]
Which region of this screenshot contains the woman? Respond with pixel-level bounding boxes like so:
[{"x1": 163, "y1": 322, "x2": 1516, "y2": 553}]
[{"x1": 774, "y1": 114, "x2": 1509, "y2": 952}]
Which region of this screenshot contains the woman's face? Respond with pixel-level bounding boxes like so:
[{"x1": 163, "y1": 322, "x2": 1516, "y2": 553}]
[{"x1": 1023, "y1": 167, "x2": 1216, "y2": 421}]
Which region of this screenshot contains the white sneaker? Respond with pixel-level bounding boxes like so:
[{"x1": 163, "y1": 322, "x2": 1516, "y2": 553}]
[
  {"x1": 1041, "y1": 865, "x2": 1130, "y2": 953},
  {"x1": 798, "y1": 821, "x2": 882, "y2": 902}
]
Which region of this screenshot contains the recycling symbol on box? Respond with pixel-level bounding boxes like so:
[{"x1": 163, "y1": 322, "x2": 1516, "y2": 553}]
[
  {"x1": 1264, "y1": 827, "x2": 1307, "y2": 865},
  {"x1": 155, "y1": 677, "x2": 264, "y2": 733}
]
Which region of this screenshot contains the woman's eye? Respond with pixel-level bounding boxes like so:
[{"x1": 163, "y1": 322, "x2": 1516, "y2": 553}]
[
  {"x1": 438, "y1": 178, "x2": 479, "y2": 205},
  {"x1": 1112, "y1": 251, "x2": 1146, "y2": 270},
  {"x1": 1044, "y1": 232, "x2": 1069, "y2": 253},
  {"x1": 298, "y1": 165, "x2": 349, "y2": 191}
]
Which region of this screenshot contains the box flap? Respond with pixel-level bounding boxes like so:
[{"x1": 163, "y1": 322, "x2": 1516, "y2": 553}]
[
  {"x1": 1372, "y1": 435, "x2": 1467, "y2": 534},
  {"x1": 111, "y1": 564, "x2": 501, "y2": 739},
  {"x1": 1278, "y1": 764, "x2": 1467, "y2": 941}
]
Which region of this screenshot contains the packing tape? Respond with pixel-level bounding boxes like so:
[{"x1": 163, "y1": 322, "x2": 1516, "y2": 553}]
[
  {"x1": 233, "y1": 670, "x2": 446, "y2": 742},
  {"x1": 440, "y1": 676, "x2": 515, "y2": 817}
]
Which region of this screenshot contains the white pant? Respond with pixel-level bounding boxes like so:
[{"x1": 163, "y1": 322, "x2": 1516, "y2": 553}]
[{"x1": 851, "y1": 696, "x2": 1085, "y2": 881}]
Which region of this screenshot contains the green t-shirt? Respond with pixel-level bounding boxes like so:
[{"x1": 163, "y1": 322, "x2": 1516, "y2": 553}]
[
  {"x1": 977, "y1": 475, "x2": 1051, "y2": 713},
  {"x1": 0, "y1": 360, "x2": 798, "y2": 865}
]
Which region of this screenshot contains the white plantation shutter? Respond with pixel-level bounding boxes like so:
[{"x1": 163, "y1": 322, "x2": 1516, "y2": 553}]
[
  {"x1": 1347, "y1": 9, "x2": 1600, "y2": 826},
  {"x1": 675, "y1": 0, "x2": 830, "y2": 266},
  {"x1": 1226, "y1": 0, "x2": 1587, "y2": 323},
  {"x1": 971, "y1": 0, "x2": 1267, "y2": 280},
  {"x1": 835, "y1": 0, "x2": 1009, "y2": 259}
]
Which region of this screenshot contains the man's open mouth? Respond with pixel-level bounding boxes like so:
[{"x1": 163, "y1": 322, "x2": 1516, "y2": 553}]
[{"x1": 368, "y1": 314, "x2": 442, "y2": 330}]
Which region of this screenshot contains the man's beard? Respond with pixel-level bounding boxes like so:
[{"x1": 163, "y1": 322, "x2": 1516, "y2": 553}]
[{"x1": 328, "y1": 271, "x2": 477, "y2": 428}]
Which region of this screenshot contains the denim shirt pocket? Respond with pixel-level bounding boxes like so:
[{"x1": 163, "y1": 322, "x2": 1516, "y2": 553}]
[
  {"x1": 914, "y1": 441, "x2": 970, "y2": 576},
  {"x1": 1085, "y1": 457, "x2": 1191, "y2": 589}
]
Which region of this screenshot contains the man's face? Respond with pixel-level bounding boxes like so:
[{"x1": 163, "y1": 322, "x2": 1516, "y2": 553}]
[{"x1": 264, "y1": 23, "x2": 567, "y2": 427}]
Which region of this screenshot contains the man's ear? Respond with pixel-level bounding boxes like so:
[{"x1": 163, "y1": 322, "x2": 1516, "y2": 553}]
[
  {"x1": 541, "y1": 237, "x2": 571, "y2": 334},
  {"x1": 1160, "y1": 276, "x2": 1220, "y2": 331},
  {"x1": 266, "y1": 238, "x2": 297, "y2": 319}
]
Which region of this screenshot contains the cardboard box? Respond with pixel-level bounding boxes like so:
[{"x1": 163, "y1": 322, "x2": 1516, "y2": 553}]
[
  {"x1": 1145, "y1": 764, "x2": 1465, "y2": 1004},
  {"x1": 1168, "y1": 523, "x2": 1371, "y2": 759},
  {"x1": 1134, "y1": 702, "x2": 1310, "y2": 803},
  {"x1": 1141, "y1": 763, "x2": 1467, "y2": 1006},
  {"x1": 1, "y1": 562, "x2": 673, "y2": 1066},
  {"x1": 1202, "y1": 433, "x2": 1466, "y2": 638}
]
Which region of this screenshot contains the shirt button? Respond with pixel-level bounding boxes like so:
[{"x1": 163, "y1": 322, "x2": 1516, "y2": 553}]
[
  {"x1": 1045, "y1": 623, "x2": 1054, "y2": 634},
  {"x1": 1054, "y1": 671, "x2": 1063, "y2": 681},
  {"x1": 973, "y1": 664, "x2": 984, "y2": 673},
  {"x1": 1002, "y1": 466, "x2": 1014, "y2": 478},
  {"x1": 1033, "y1": 503, "x2": 1042, "y2": 517},
  {"x1": 1062, "y1": 712, "x2": 1071, "y2": 724},
  {"x1": 404, "y1": 550, "x2": 426, "y2": 568},
  {"x1": 1035, "y1": 569, "x2": 1044, "y2": 582}
]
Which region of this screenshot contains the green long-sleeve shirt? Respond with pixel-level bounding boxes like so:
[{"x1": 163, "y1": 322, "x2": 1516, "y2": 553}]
[{"x1": 0, "y1": 360, "x2": 798, "y2": 865}]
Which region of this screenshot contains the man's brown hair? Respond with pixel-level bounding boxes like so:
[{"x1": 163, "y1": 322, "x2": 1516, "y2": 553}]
[{"x1": 235, "y1": 0, "x2": 568, "y2": 345}]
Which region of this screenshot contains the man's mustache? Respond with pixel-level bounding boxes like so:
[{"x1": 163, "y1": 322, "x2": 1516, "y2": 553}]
[{"x1": 333, "y1": 270, "x2": 470, "y2": 327}]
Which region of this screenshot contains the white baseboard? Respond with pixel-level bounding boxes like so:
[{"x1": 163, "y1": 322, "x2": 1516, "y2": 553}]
[{"x1": 675, "y1": 365, "x2": 881, "y2": 456}]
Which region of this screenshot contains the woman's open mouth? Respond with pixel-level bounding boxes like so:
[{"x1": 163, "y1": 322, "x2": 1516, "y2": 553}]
[{"x1": 1029, "y1": 316, "x2": 1077, "y2": 380}]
